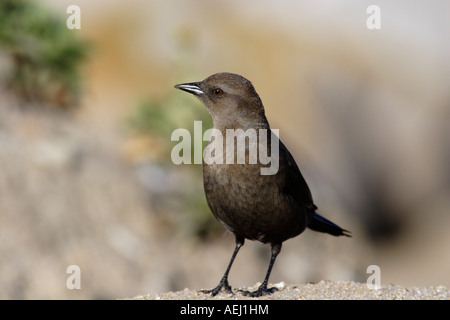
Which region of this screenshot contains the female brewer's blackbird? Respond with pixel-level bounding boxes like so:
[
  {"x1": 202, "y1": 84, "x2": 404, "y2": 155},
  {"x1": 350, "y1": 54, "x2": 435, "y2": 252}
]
[{"x1": 175, "y1": 72, "x2": 350, "y2": 297}]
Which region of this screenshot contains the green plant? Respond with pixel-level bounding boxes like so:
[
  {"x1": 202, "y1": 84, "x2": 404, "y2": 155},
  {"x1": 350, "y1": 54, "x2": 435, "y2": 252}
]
[{"x1": 0, "y1": 0, "x2": 88, "y2": 107}]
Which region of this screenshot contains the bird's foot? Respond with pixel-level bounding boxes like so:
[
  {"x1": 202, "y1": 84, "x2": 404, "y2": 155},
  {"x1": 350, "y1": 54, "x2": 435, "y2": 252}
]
[
  {"x1": 239, "y1": 284, "x2": 278, "y2": 297},
  {"x1": 200, "y1": 279, "x2": 234, "y2": 296}
]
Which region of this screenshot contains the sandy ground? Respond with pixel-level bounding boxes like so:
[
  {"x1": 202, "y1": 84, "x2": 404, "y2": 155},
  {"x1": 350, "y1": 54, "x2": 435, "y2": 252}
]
[{"x1": 132, "y1": 281, "x2": 449, "y2": 300}]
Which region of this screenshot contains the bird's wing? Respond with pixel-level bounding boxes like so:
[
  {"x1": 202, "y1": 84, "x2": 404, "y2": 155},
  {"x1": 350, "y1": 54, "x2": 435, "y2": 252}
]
[{"x1": 279, "y1": 140, "x2": 318, "y2": 211}]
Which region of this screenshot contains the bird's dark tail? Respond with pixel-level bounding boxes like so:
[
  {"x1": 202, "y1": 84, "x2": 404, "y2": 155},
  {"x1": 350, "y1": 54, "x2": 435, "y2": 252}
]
[{"x1": 308, "y1": 212, "x2": 351, "y2": 237}]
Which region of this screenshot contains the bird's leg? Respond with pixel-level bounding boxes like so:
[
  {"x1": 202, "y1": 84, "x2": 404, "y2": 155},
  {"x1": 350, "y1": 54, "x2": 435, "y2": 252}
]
[
  {"x1": 200, "y1": 237, "x2": 244, "y2": 296},
  {"x1": 241, "y1": 243, "x2": 282, "y2": 297}
]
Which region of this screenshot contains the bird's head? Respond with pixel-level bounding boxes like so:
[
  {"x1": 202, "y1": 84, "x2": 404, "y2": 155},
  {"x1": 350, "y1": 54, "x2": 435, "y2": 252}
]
[{"x1": 175, "y1": 72, "x2": 268, "y2": 129}]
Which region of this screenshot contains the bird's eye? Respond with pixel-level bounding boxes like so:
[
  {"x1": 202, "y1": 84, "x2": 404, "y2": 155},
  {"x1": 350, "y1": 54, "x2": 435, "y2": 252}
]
[{"x1": 213, "y1": 88, "x2": 223, "y2": 96}]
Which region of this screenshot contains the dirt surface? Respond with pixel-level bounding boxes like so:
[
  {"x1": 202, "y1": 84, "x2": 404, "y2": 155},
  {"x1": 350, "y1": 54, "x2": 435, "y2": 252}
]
[{"x1": 132, "y1": 281, "x2": 449, "y2": 300}]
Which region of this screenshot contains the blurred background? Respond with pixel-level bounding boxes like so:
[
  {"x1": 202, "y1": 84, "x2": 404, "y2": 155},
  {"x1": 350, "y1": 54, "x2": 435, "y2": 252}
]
[{"x1": 0, "y1": 0, "x2": 449, "y2": 299}]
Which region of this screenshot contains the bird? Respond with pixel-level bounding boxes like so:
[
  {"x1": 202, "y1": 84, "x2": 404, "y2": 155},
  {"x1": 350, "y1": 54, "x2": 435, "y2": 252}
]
[{"x1": 174, "y1": 72, "x2": 351, "y2": 297}]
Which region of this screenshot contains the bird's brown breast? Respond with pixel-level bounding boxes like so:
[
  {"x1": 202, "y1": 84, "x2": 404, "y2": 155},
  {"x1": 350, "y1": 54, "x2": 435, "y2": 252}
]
[{"x1": 203, "y1": 161, "x2": 308, "y2": 243}]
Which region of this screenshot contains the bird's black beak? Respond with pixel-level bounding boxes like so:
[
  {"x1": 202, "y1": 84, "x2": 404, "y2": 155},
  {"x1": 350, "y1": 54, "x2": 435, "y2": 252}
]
[{"x1": 174, "y1": 82, "x2": 204, "y2": 96}]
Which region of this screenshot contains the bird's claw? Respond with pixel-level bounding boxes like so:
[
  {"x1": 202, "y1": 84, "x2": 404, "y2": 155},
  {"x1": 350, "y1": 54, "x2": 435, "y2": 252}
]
[
  {"x1": 200, "y1": 280, "x2": 234, "y2": 296},
  {"x1": 239, "y1": 285, "x2": 278, "y2": 297}
]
